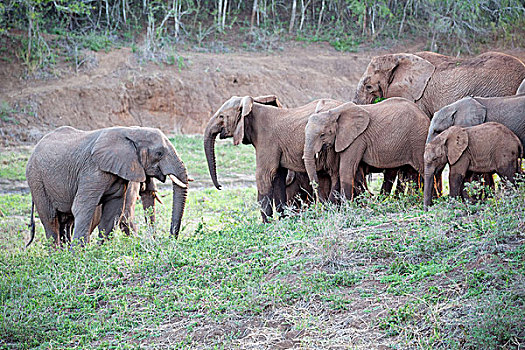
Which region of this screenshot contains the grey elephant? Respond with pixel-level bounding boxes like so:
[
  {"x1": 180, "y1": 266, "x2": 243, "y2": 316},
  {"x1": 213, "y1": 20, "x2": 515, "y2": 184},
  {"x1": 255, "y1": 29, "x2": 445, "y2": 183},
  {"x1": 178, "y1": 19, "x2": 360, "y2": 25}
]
[
  {"x1": 204, "y1": 95, "x2": 342, "y2": 222},
  {"x1": 354, "y1": 51, "x2": 525, "y2": 117},
  {"x1": 26, "y1": 126, "x2": 188, "y2": 246},
  {"x1": 427, "y1": 94, "x2": 525, "y2": 147},
  {"x1": 303, "y1": 98, "x2": 429, "y2": 199},
  {"x1": 424, "y1": 123, "x2": 522, "y2": 209}
]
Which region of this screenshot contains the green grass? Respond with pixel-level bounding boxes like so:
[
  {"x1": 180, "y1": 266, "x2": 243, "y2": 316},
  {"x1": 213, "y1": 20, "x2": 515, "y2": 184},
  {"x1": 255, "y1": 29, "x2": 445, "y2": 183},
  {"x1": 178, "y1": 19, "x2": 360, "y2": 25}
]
[
  {"x1": 1, "y1": 136, "x2": 524, "y2": 348},
  {"x1": 0, "y1": 148, "x2": 30, "y2": 181}
]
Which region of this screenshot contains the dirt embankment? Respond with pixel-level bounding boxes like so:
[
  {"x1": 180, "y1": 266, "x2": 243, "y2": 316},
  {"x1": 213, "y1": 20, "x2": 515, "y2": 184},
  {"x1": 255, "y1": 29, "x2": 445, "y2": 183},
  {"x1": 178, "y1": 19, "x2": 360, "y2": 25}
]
[
  {"x1": 0, "y1": 42, "x2": 378, "y2": 146},
  {"x1": 2, "y1": 42, "x2": 525, "y2": 147}
]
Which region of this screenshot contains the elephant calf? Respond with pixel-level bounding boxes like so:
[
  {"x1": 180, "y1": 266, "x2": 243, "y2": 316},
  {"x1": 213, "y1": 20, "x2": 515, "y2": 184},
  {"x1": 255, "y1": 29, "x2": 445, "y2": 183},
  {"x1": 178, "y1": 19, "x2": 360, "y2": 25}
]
[
  {"x1": 424, "y1": 123, "x2": 522, "y2": 209},
  {"x1": 26, "y1": 126, "x2": 188, "y2": 246}
]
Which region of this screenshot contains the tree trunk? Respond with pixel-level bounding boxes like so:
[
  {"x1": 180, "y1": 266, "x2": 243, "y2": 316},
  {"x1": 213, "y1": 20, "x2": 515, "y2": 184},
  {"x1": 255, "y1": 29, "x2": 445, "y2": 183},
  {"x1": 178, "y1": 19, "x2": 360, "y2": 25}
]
[
  {"x1": 316, "y1": 0, "x2": 325, "y2": 35},
  {"x1": 250, "y1": 0, "x2": 258, "y2": 29},
  {"x1": 289, "y1": 0, "x2": 297, "y2": 33}
]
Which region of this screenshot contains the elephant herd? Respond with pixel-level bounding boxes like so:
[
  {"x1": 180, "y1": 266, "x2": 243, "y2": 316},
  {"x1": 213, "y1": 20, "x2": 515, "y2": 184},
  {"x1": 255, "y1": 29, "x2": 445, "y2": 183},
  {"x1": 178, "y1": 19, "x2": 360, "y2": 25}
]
[
  {"x1": 26, "y1": 51, "x2": 525, "y2": 246},
  {"x1": 205, "y1": 51, "x2": 525, "y2": 221}
]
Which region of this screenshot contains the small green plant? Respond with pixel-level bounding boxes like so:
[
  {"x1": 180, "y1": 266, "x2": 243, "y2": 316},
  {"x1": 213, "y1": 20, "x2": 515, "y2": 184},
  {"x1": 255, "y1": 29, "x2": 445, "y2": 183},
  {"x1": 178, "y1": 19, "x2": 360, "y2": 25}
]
[{"x1": 372, "y1": 97, "x2": 387, "y2": 104}]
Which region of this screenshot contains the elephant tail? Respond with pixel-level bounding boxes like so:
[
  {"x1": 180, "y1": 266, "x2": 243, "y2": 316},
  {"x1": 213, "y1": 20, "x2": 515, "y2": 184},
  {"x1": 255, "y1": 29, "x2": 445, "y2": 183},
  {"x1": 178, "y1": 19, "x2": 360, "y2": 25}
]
[{"x1": 26, "y1": 201, "x2": 36, "y2": 248}]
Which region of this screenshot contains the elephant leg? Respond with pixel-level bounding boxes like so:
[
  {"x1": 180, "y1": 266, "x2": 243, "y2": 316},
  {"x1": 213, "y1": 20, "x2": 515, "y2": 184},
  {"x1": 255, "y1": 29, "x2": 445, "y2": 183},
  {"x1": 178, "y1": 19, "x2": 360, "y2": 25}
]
[
  {"x1": 497, "y1": 162, "x2": 518, "y2": 188},
  {"x1": 273, "y1": 167, "x2": 288, "y2": 216},
  {"x1": 339, "y1": 158, "x2": 362, "y2": 201},
  {"x1": 58, "y1": 213, "x2": 74, "y2": 246},
  {"x1": 449, "y1": 163, "x2": 468, "y2": 200},
  {"x1": 382, "y1": 168, "x2": 398, "y2": 196},
  {"x1": 328, "y1": 174, "x2": 341, "y2": 204},
  {"x1": 30, "y1": 184, "x2": 60, "y2": 245},
  {"x1": 71, "y1": 195, "x2": 103, "y2": 246},
  {"x1": 98, "y1": 196, "x2": 127, "y2": 241},
  {"x1": 258, "y1": 191, "x2": 273, "y2": 223},
  {"x1": 255, "y1": 152, "x2": 280, "y2": 223},
  {"x1": 481, "y1": 173, "x2": 495, "y2": 198},
  {"x1": 339, "y1": 144, "x2": 366, "y2": 201},
  {"x1": 399, "y1": 167, "x2": 421, "y2": 195},
  {"x1": 353, "y1": 164, "x2": 369, "y2": 197},
  {"x1": 449, "y1": 173, "x2": 465, "y2": 199}
]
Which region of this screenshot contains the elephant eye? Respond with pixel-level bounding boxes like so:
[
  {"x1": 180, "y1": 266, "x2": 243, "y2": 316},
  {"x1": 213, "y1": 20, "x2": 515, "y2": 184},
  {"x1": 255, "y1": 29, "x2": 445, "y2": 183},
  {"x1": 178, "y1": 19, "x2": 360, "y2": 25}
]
[
  {"x1": 320, "y1": 133, "x2": 326, "y2": 137},
  {"x1": 156, "y1": 151, "x2": 163, "y2": 157},
  {"x1": 366, "y1": 85, "x2": 373, "y2": 90}
]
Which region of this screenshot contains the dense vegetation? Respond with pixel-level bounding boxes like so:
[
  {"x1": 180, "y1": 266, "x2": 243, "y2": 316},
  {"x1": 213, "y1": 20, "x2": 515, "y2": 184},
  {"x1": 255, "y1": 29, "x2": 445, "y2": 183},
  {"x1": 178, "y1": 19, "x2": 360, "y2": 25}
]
[
  {"x1": 1, "y1": 0, "x2": 524, "y2": 72},
  {"x1": 1, "y1": 135, "x2": 524, "y2": 348}
]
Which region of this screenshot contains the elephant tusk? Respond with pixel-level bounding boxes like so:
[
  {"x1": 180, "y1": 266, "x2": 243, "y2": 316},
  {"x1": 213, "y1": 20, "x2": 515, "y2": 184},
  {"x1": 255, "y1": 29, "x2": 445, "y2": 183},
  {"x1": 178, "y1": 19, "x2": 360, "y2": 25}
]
[
  {"x1": 153, "y1": 191, "x2": 163, "y2": 205},
  {"x1": 315, "y1": 152, "x2": 319, "y2": 159},
  {"x1": 169, "y1": 174, "x2": 188, "y2": 189}
]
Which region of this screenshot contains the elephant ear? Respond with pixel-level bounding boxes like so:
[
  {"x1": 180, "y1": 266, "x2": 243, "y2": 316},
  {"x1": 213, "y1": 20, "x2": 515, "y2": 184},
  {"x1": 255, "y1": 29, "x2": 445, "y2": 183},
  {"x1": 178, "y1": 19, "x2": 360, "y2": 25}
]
[
  {"x1": 92, "y1": 127, "x2": 146, "y2": 182},
  {"x1": 454, "y1": 97, "x2": 487, "y2": 126},
  {"x1": 233, "y1": 96, "x2": 254, "y2": 145},
  {"x1": 446, "y1": 126, "x2": 469, "y2": 165},
  {"x1": 334, "y1": 103, "x2": 371, "y2": 152},
  {"x1": 382, "y1": 54, "x2": 435, "y2": 102},
  {"x1": 254, "y1": 95, "x2": 282, "y2": 108}
]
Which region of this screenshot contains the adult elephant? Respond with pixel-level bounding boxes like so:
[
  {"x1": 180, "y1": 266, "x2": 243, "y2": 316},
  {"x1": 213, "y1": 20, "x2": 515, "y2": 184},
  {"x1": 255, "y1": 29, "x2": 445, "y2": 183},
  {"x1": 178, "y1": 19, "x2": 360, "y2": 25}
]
[
  {"x1": 204, "y1": 95, "x2": 342, "y2": 222},
  {"x1": 354, "y1": 51, "x2": 525, "y2": 117},
  {"x1": 427, "y1": 94, "x2": 525, "y2": 147},
  {"x1": 303, "y1": 98, "x2": 429, "y2": 200},
  {"x1": 26, "y1": 126, "x2": 188, "y2": 246}
]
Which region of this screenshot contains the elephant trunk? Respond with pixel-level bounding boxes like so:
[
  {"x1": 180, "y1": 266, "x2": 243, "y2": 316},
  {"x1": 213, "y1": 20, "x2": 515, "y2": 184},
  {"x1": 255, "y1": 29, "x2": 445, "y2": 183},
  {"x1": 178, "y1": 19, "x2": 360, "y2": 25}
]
[
  {"x1": 303, "y1": 136, "x2": 320, "y2": 187},
  {"x1": 160, "y1": 148, "x2": 188, "y2": 238},
  {"x1": 423, "y1": 171, "x2": 434, "y2": 211},
  {"x1": 204, "y1": 122, "x2": 222, "y2": 190},
  {"x1": 170, "y1": 181, "x2": 187, "y2": 238},
  {"x1": 353, "y1": 81, "x2": 367, "y2": 105}
]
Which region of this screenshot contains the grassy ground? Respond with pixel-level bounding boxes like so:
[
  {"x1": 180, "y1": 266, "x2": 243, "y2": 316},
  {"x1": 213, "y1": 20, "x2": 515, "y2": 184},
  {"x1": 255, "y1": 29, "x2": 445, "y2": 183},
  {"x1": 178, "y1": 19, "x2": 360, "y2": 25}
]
[{"x1": 1, "y1": 136, "x2": 524, "y2": 349}]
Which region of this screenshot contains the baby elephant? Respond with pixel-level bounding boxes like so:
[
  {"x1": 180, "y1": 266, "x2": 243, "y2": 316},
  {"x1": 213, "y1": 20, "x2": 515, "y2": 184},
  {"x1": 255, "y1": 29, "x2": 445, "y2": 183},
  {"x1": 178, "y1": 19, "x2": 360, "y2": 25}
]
[{"x1": 424, "y1": 122, "x2": 522, "y2": 209}]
